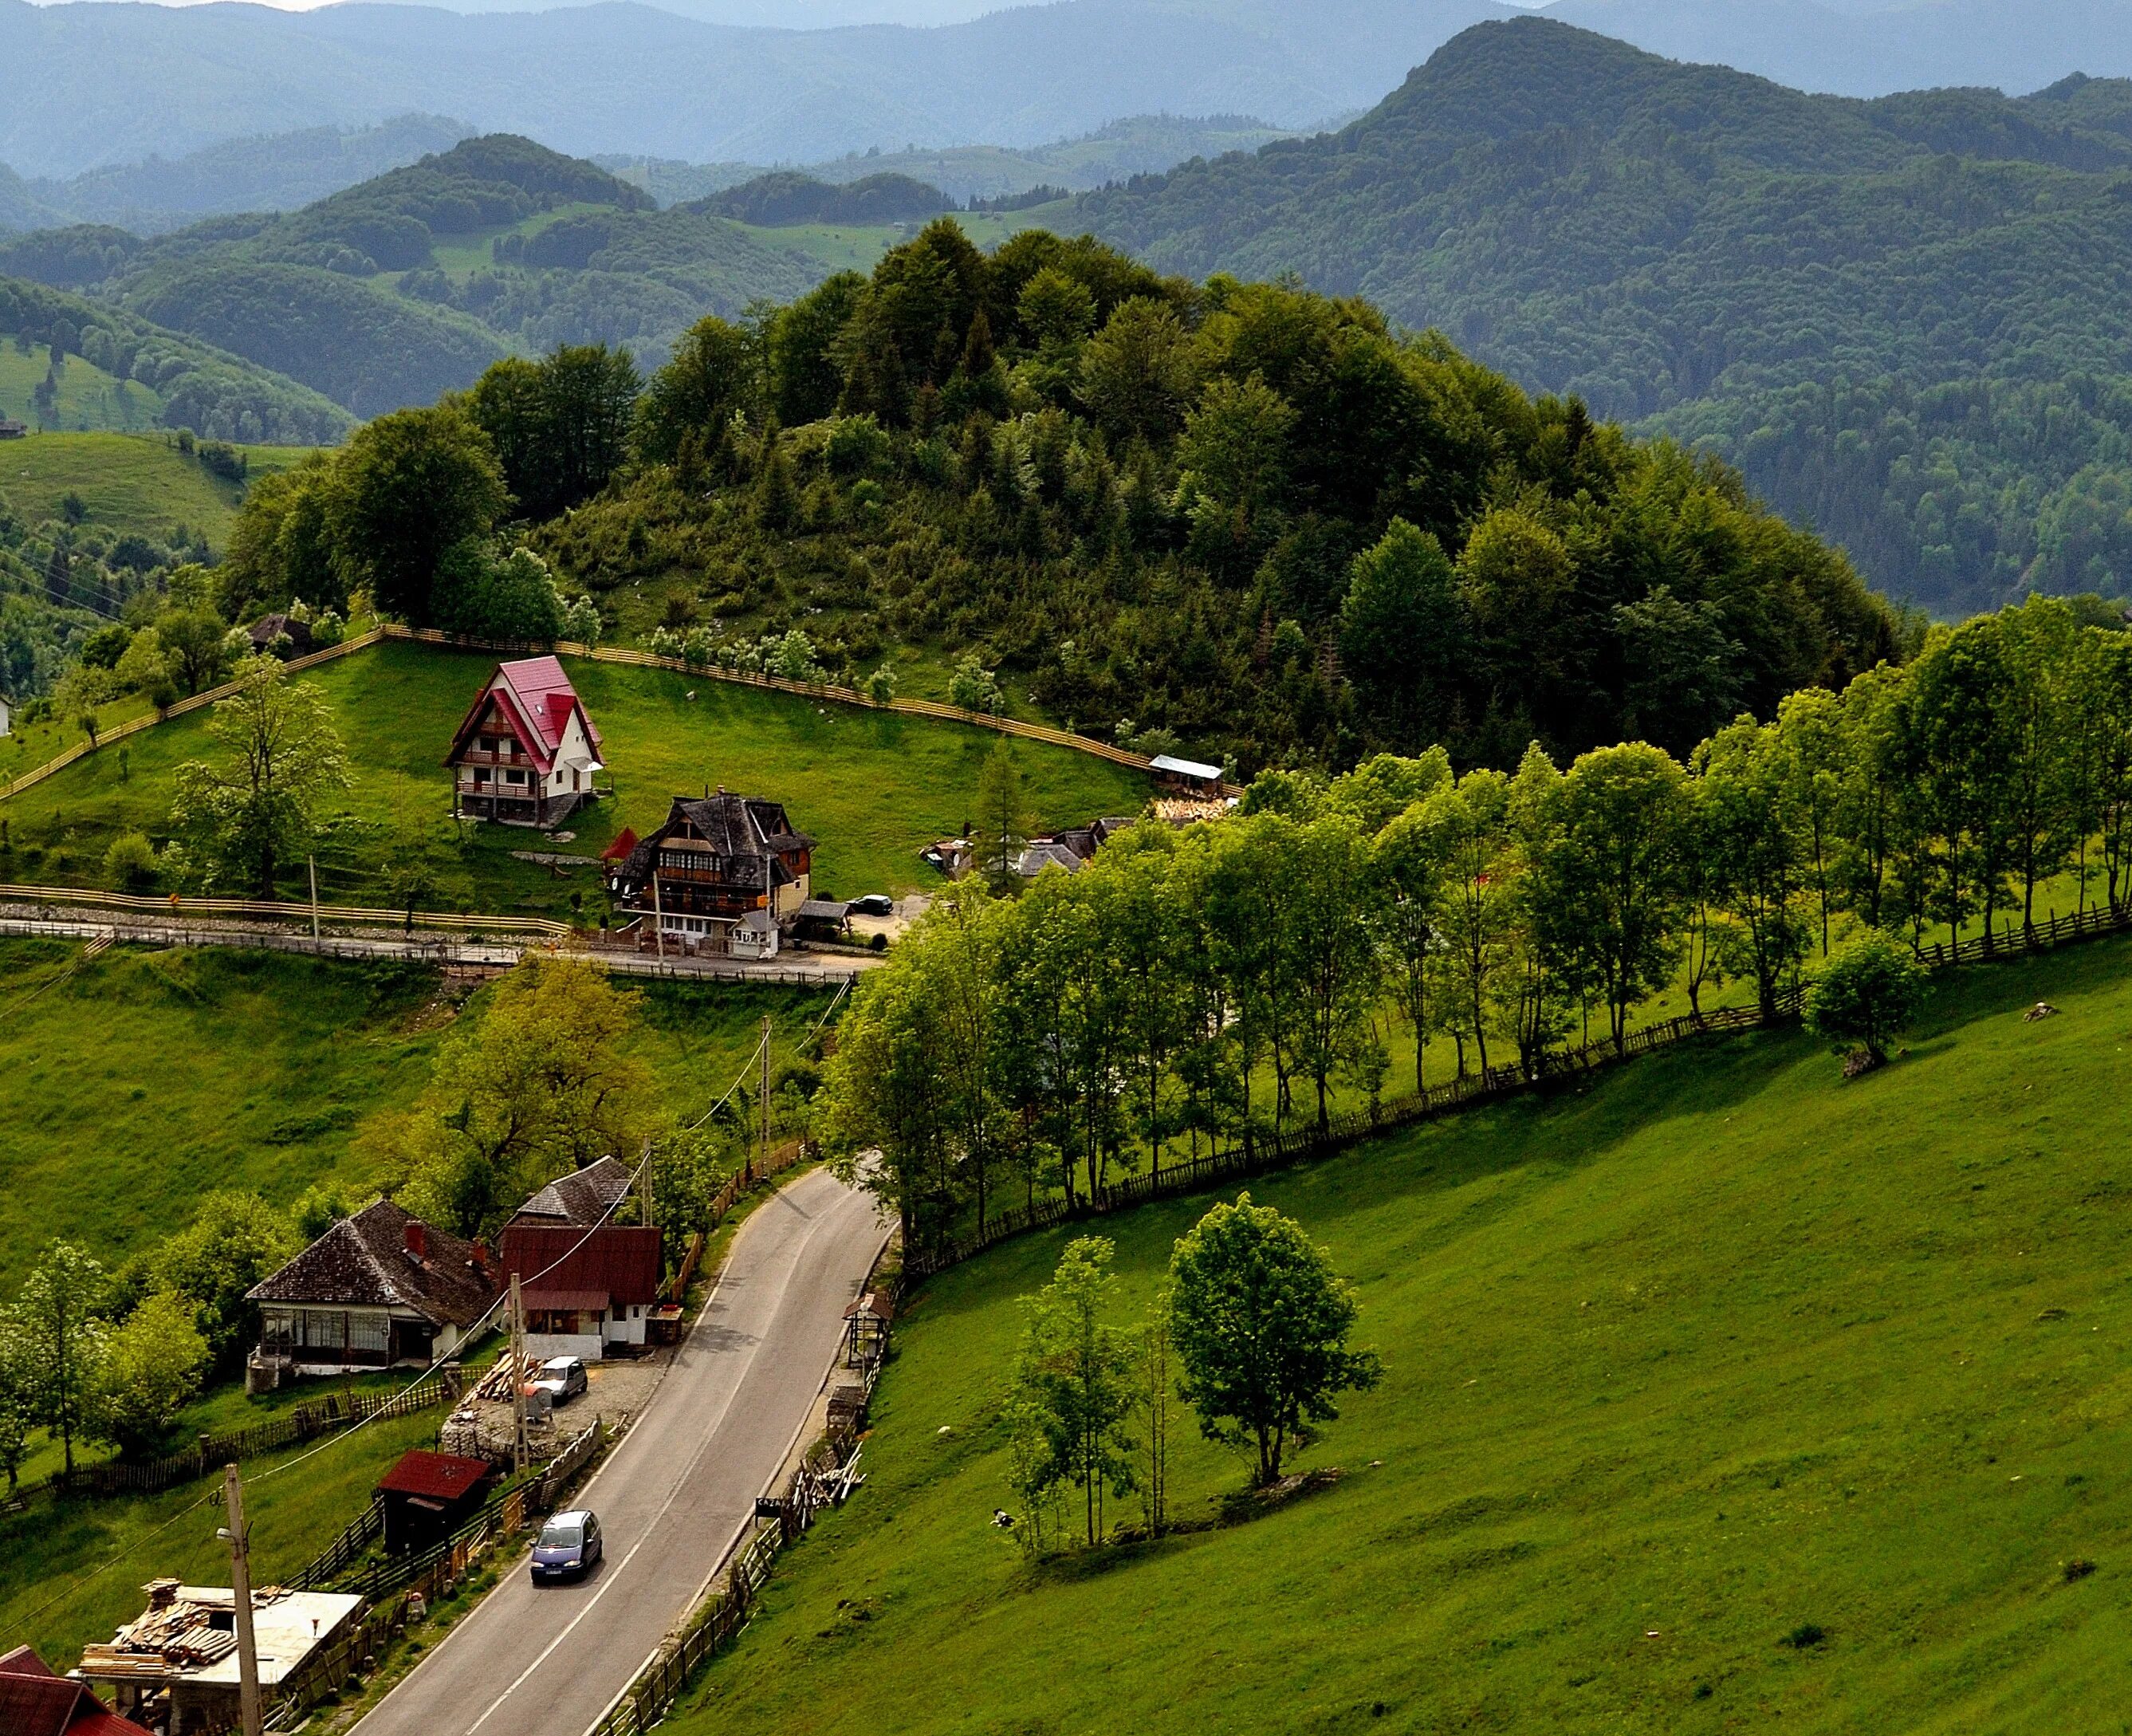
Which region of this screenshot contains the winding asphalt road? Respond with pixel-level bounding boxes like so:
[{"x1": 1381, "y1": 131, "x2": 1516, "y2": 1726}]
[{"x1": 353, "y1": 1167, "x2": 889, "y2": 1736}]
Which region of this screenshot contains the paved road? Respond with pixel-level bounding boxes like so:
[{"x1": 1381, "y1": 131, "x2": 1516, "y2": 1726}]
[{"x1": 353, "y1": 1168, "x2": 890, "y2": 1736}]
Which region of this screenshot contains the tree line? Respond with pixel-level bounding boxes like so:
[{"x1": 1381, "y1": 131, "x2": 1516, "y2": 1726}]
[{"x1": 824, "y1": 592, "x2": 2132, "y2": 1261}]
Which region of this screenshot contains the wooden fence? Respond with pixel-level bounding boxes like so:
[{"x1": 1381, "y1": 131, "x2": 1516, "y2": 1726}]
[
  {"x1": 1918, "y1": 898, "x2": 2132, "y2": 968},
  {"x1": 0, "y1": 881, "x2": 573, "y2": 939},
  {"x1": 1, "y1": 619, "x2": 1194, "y2": 812},
  {"x1": 26, "y1": 1379, "x2": 448, "y2": 1503},
  {"x1": 2, "y1": 628, "x2": 390, "y2": 802}
]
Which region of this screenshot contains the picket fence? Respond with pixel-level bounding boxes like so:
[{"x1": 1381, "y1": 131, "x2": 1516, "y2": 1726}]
[{"x1": 27, "y1": 1379, "x2": 447, "y2": 1502}]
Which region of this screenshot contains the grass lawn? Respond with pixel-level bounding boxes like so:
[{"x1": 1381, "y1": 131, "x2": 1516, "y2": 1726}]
[
  {"x1": 0, "y1": 637, "x2": 1152, "y2": 910},
  {"x1": 665, "y1": 935, "x2": 2132, "y2": 1736},
  {"x1": 0, "y1": 430, "x2": 313, "y2": 547}
]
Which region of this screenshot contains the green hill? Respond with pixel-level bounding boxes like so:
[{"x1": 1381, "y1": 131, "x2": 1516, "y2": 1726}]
[
  {"x1": 0, "y1": 637, "x2": 1152, "y2": 907},
  {"x1": 670, "y1": 934, "x2": 2132, "y2": 1734},
  {"x1": 0, "y1": 273, "x2": 351, "y2": 443},
  {"x1": 0, "y1": 136, "x2": 824, "y2": 417},
  {"x1": 1074, "y1": 20, "x2": 2132, "y2": 616}
]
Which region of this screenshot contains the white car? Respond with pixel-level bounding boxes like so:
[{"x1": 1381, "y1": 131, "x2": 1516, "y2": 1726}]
[{"x1": 528, "y1": 1356, "x2": 588, "y2": 1405}]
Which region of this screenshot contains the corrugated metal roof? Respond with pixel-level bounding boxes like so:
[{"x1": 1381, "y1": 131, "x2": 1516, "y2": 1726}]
[
  {"x1": 0, "y1": 1647, "x2": 147, "y2": 1736},
  {"x1": 376, "y1": 1450, "x2": 493, "y2": 1502},
  {"x1": 1150, "y1": 754, "x2": 1224, "y2": 781},
  {"x1": 522, "y1": 1288, "x2": 610, "y2": 1311},
  {"x1": 498, "y1": 1223, "x2": 661, "y2": 1307}
]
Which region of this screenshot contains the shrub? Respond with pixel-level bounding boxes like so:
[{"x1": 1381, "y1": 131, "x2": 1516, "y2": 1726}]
[
  {"x1": 104, "y1": 831, "x2": 159, "y2": 892},
  {"x1": 949, "y1": 652, "x2": 1003, "y2": 714},
  {"x1": 1807, "y1": 931, "x2": 1929, "y2": 1070},
  {"x1": 1783, "y1": 1624, "x2": 1827, "y2": 1649}
]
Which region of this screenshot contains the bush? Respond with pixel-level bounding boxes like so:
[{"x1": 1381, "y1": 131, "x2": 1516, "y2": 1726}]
[
  {"x1": 1807, "y1": 931, "x2": 1929, "y2": 1070},
  {"x1": 949, "y1": 652, "x2": 1003, "y2": 714},
  {"x1": 104, "y1": 831, "x2": 159, "y2": 892}
]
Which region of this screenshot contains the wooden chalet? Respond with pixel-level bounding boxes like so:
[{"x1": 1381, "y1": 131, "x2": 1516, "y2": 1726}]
[
  {"x1": 499, "y1": 1156, "x2": 663, "y2": 1361},
  {"x1": 604, "y1": 791, "x2": 814, "y2": 959},
  {"x1": 246, "y1": 612, "x2": 313, "y2": 658},
  {"x1": 245, "y1": 1202, "x2": 498, "y2": 1388},
  {"x1": 445, "y1": 655, "x2": 604, "y2": 827}
]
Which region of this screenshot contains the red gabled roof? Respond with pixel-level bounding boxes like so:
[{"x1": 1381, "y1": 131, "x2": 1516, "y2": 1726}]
[
  {"x1": 498, "y1": 1224, "x2": 662, "y2": 1309},
  {"x1": 443, "y1": 657, "x2": 600, "y2": 777},
  {"x1": 600, "y1": 827, "x2": 639, "y2": 864},
  {"x1": 377, "y1": 1449, "x2": 494, "y2": 1502},
  {"x1": 0, "y1": 1648, "x2": 147, "y2": 1736}
]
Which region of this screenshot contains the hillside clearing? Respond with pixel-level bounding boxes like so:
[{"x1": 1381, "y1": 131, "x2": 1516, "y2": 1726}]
[
  {"x1": 667, "y1": 936, "x2": 2132, "y2": 1736},
  {"x1": 0, "y1": 430, "x2": 311, "y2": 545},
  {"x1": 0, "y1": 638, "x2": 1152, "y2": 910}
]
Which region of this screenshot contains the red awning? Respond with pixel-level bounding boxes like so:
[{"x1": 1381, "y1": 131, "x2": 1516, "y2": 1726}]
[{"x1": 523, "y1": 1289, "x2": 609, "y2": 1313}]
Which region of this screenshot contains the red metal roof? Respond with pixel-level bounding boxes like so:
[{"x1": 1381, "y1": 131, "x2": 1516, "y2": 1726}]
[
  {"x1": 498, "y1": 1224, "x2": 661, "y2": 1308},
  {"x1": 600, "y1": 827, "x2": 639, "y2": 864},
  {"x1": 0, "y1": 1648, "x2": 146, "y2": 1736},
  {"x1": 378, "y1": 1449, "x2": 494, "y2": 1502},
  {"x1": 443, "y1": 656, "x2": 600, "y2": 777}
]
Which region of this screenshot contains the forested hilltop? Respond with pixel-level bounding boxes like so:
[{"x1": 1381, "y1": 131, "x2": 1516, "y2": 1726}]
[
  {"x1": 0, "y1": 137, "x2": 820, "y2": 419},
  {"x1": 227, "y1": 222, "x2": 1899, "y2": 777},
  {"x1": 1075, "y1": 18, "x2": 2132, "y2": 616}
]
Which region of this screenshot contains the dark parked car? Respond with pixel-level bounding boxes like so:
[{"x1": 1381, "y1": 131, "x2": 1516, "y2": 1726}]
[
  {"x1": 530, "y1": 1510, "x2": 603, "y2": 1583},
  {"x1": 852, "y1": 893, "x2": 895, "y2": 917}
]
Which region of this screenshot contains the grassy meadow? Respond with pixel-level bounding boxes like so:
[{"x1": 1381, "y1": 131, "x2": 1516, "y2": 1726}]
[
  {"x1": 0, "y1": 430, "x2": 311, "y2": 545},
  {"x1": 0, "y1": 637, "x2": 1152, "y2": 910},
  {"x1": 0, "y1": 936, "x2": 835, "y2": 1291},
  {"x1": 0, "y1": 344, "x2": 163, "y2": 434},
  {"x1": 668, "y1": 935, "x2": 2132, "y2": 1736}
]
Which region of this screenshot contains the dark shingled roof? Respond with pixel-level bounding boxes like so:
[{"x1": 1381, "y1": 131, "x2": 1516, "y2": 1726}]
[
  {"x1": 612, "y1": 793, "x2": 813, "y2": 888},
  {"x1": 246, "y1": 1201, "x2": 498, "y2": 1329},
  {"x1": 510, "y1": 1155, "x2": 636, "y2": 1229}
]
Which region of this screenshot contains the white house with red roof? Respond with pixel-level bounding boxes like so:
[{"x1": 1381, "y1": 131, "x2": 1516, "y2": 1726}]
[{"x1": 444, "y1": 655, "x2": 605, "y2": 826}]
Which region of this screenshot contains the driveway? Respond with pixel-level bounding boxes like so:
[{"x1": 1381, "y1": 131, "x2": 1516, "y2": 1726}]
[{"x1": 352, "y1": 1167, "x2": 889, "y2": 1736}]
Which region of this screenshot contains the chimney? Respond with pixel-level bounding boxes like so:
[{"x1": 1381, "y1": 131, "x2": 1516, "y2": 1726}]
[{"x1": 404, "y1": 1221, "x2": 427, "y2": 1259}]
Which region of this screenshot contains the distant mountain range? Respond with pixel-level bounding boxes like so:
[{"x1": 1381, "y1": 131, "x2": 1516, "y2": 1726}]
[
  {"x1": 14, "y1": 0, "x2": 2132, "y2": 184},
  {"x1": 1074, "y1": 18, "x2": 2132, "y2": 614}
]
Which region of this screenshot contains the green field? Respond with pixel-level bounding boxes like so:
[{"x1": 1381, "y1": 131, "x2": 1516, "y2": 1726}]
[
  {"x1": 0, "y1": 1399, "x2": 445, "y2": 1671},
  {"x1": 0, "y1": 430, "x2": 312, "y2": 544},
  {"x1": 0, "y1": 637, "x2": 1152, "y2": 909},
  {"x1": 669, "y1": 936, "x2": 2132, "y2": 1735},
  {"x1": 0, "y1": 937, "x2": 832, "y2": 1291},
  {"x1": 0, "y1": 342, "x2": 163, "y2": 434}
]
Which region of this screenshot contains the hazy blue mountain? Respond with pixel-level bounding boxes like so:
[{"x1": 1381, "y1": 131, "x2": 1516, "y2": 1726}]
[
  {"x1": 0, "y1": 0, "x2": 1511, "y2": 179},
  {"x1": 11, "y1": 115, "x2": 478, "y2": 237},
  {"x1": 598, "y1": 112, "x2": 1305, "y2": 205}
]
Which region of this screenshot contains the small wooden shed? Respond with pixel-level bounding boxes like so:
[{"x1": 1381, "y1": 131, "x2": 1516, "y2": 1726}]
[{"x1": 376, "y1": 1450, "x2": 495, "y2": 1553}]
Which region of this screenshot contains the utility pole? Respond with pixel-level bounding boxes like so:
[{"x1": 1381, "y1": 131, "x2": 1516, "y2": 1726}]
[
  {"x1": 758, "y1": 1014, "x2": 773, "y2": 1179},
  {"x1": 221, "y1": 1466, "x2": 264, "y2": 1736},
  {"x1": 651, "y1": 872, "x2": 665, "y2": 961},
  {"x1": 510, "y1": 1270, "x2": 526, "y2": 1477},
  {"x1": 308, "y1": 854, "x2": 320, "y2": 940}
]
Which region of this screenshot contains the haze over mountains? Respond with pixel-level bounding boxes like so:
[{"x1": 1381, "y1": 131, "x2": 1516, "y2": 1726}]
[{"x1": 9, "y1": 0, "x2": 2132, "y2": 180}]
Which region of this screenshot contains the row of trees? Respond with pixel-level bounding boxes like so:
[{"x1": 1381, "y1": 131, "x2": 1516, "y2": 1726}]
[
  {"x1": 826, "y1": 593, "x2": 2132, "y2": 1258},
  {"x1": 1007, "y1": 1199, "x2": 1380, "y2": 1549}
]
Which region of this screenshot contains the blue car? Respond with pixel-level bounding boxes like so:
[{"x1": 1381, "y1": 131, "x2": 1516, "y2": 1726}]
[{"x1": 529, "y1": 1510, "x2": 604, "y2": 1584}]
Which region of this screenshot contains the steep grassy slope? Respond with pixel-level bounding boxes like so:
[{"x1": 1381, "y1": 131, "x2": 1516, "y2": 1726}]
[
  {"x1": 0, "y1": 937, "x2": 831, "y2": 1290},
  {"x1": 0, "y1": 431, "x2": 309, "y2": 542},
  {"x1": 0, "y1": 639, "x2": 1151, "y2": 907},
  {"x1": 671, "y1": 937, "x2": 2132, "y2": 1735}
]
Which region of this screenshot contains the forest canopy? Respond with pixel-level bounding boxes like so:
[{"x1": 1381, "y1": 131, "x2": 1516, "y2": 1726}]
[{"x1": 380, "y1": 218, "x2": 1910, "y2": 777}]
